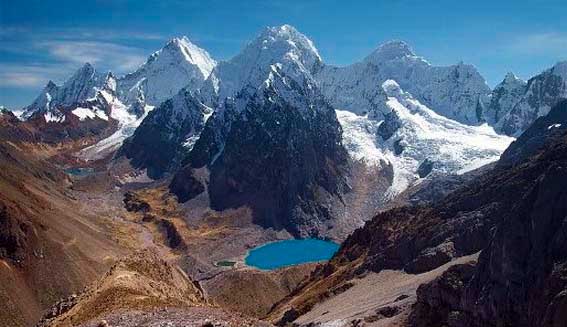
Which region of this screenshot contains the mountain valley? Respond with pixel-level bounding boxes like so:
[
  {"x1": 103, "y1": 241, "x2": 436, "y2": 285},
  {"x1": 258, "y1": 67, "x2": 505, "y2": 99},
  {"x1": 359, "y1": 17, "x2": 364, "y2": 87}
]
[{"x1": 1, "y1": 23, "x2": 567, "y2": 327}]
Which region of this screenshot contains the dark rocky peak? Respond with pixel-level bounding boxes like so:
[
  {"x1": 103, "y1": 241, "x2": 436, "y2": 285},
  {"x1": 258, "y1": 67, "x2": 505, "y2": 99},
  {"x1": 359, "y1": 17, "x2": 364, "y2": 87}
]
[{"x1": 499, "y1": 99, "x2": 567, "y2": 167}]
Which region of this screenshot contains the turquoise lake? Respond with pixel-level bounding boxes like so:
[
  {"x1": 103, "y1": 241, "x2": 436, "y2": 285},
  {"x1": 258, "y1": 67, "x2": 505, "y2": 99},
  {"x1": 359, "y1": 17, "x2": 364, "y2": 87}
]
[
  {"x1": 64, "y1": 167, "x2": 94, "y2": 177},
  {"x1": 245, "y1": 239, "x2": 340, "y2": 270}
]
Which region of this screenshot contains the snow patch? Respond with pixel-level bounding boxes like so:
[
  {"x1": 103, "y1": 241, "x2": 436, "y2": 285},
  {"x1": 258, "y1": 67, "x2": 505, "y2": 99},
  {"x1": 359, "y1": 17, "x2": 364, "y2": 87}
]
[
  {"x1": 71, "y1": 107, "x2": 109, "y2": 121},
  {"x1": 44, "y1": 112, "x2": 65, "y2": 123},
  {"x1": 335, "y1": 110, "x2": 386, "y2": 166},
  {"x1": 337, "y1": 80, "x2": 515, "y2": 200}
]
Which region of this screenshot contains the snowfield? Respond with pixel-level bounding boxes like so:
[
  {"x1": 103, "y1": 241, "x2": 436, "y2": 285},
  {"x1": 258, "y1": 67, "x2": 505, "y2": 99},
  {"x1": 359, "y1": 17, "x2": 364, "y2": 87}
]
[{"x1": 337, "y1": 80, "x2": 514, "y2": 198}]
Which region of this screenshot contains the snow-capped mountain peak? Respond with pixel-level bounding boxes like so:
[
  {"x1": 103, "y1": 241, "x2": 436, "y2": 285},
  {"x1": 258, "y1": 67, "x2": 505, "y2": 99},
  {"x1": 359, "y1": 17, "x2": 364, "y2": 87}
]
[
  {"x1": 22, "y1": 62, "x2": 108, "y2": 119},
  {"x1": 200, "y1": 24, "x2": 321, "y2": 106},
  {"x1": 503, "y1": 72, "x2": 522, "y2": 84},
  {"x1": 255, "y1": 24, "x2": 322, "y2": 63},
  {"x1": 162, "y1": 36, "x2": 216, "y2": 78},
  {"x1": 550, "y1": 61, "x2": 567, "y2": 79},
  {"x1": 364, "y1": 40, "x2": 417, "y2": 62},
  {"x1": 236, "y1": 24, "x2": 322, "y2": 75},
  {"x1": 117, "y1": 36, "x2": 216, "y2": 108}
]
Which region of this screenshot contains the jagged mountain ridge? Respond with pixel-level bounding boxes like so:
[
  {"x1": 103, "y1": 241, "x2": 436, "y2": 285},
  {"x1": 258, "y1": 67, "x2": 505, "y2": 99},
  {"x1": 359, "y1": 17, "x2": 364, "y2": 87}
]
[
  {"x1": 483, "y1": 72, "x2": 527, "y2": 125},
  {"x1": 315, "y1": 40, "x2": 492, "y2": 125},
  {"x1": 117, "y1": 26, "x2": 514, "y2": 239},
  {"x1": 495, "y1": 61, "x2": 567, "y2": 136},
  {"x1": 18, "y1": 37, "x2": 216, "y2": 151},
  {"x1": 168, "y1": 26, "x2": 350, "y2": 237}
]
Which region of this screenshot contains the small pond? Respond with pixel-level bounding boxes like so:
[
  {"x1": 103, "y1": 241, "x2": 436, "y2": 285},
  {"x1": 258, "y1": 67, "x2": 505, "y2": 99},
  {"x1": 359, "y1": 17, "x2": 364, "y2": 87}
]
[
  {"x1": 245, "y1": 238, "x2": 339, "y2": 270},
  {"x1": 64, "y1": 167, "x2": 95, "y2": 177}
]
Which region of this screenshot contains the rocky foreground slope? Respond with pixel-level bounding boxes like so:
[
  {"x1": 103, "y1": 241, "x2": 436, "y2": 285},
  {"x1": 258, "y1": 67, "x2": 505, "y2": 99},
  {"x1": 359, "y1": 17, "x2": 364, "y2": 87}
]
[
  {"x1": 0, "y1": 137, "x2": 130, "y2": 327},
  {"x1": 269, "y1": 101, "x2": 567, "y2": 327}
]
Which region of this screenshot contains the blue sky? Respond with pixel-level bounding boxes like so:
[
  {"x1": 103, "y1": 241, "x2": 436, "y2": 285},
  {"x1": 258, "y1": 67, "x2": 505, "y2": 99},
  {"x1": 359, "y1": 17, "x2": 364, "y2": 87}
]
[{"x1": 1, "y1": 0, "x2": 566, "y2": 109}]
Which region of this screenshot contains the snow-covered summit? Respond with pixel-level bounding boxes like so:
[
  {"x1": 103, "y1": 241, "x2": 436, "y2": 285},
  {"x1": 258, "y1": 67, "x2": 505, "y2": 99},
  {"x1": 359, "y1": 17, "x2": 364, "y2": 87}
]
[
  {"x1": 117, "y1": 36, "x2": 216, "y2": 108},
  {"x1": 316, "y1": 41, "x2": 491, "y2": 124},
  {"x1": 162, "y1": 36, "x2": 216, "y2": 77},
  {"x1": 200, "y1": 24, "x2": 321, "y2": 106},
  {"x1": 503, "y1": 72, "x2": 523, "y2": 84},
  {"x1": 22, "y1": 63, "x2": 109, "y2": 120},
  {"x1": 549, "y1": 61, "x2": 567, "y2": 79},
  {"x1": 364, "y1": 40, "x2": 418, "y2": 62}
]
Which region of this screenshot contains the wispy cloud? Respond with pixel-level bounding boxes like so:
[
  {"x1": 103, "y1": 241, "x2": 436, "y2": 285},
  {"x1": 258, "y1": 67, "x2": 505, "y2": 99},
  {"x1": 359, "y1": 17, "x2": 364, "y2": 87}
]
[
  {"x1": 507, "y1": 32, "x2": 567, "y2": 57},
  {"x1": 0, "y1": 26, "x2": 165, "y2": 42},
  {"x1": 0, "y1": 63, "x2": 75, "y2": 87},
  {"x1": 38, "y1": 40, "x2": 147, "y2": 72},
  {"x1": 0, "y1": 26, "x2": 162, "y2": 91}
]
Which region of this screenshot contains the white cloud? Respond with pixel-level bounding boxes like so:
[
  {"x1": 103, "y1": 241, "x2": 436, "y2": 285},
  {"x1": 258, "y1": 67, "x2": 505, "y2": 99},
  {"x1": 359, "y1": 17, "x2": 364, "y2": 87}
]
[
  {"x1": 507, "y1": 32, "x2": 567, "y2": 56},
  {"x1": 38, "y1": 40, "x2": 147, "y2": 73},
  {"x1": 0, "y1": 64, "x2": 69, "y2": 87}
]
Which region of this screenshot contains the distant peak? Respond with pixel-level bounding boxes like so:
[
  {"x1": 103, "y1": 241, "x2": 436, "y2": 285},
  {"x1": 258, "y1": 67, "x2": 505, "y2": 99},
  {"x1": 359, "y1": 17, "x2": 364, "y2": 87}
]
[
  {"x1": 503, "y1": 72, "x2": 521, "y2": 83},
  {"x1": 551, "y1": 61, "x2": 567, "y2": 78},
  {"x1": 73, "y1": 62, "x2": 96, "y2": 78},
  {"x1": 166, "y1": 36, "x2": 193, "y2": 48},
  {"x1": 81, "y1": 62, "x2": 95, "y2": 71},
  {"x1": 261, "y1": 24, "x2": 298, "y2": 37},
  {"x1": 252, "y1": 24, "x2": 322, "y2": 62},
  {"x1": 46, "y1": 80, "x2": 57, "y2": 89},
  {"x1": 366, "y1": 40, "x2": 416, "y2": 62},
  {"x1": 151, "y1": 35, "x2": 216, "y2": 77}
]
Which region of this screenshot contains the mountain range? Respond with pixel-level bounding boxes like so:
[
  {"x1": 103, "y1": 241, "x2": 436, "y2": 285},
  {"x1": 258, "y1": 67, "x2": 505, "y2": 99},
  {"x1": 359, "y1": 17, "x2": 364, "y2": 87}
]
[
  {"x1": 8, "y1": 24, "x2": 567, "y2": 236},
  {"x1": 1, "y1": 24, "x2": 567, "y2": 327}
]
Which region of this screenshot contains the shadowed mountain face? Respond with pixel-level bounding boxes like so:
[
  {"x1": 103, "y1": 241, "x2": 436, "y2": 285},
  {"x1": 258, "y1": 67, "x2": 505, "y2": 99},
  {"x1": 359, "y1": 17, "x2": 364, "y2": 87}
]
[
  {"x1": 205, "y1": 88, "x2": 349, "y2": 236},
  {"x1": 499, "y1": 99, "x2": 567, "y2": 167},
  {"x1": 119, "y1": 89, "x2": 212, "y2": 179},
  {"x1": 171, "y1": 67, "x2": 350, "y2": 237},
  {"x1": 411, "y1": 130, "x2": 567, "y2": 327},
  {"x1": 269, "y1": 101, "x2": 567, "y2": 327}
]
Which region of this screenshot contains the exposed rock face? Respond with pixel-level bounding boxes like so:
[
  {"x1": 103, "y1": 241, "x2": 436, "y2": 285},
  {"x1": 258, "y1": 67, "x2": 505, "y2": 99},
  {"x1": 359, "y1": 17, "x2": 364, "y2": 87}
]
[
  {"x1": 315, "y1": 40, "x2": 491, "y2": 124},
  {"x1": 169, "y1": 167, "x2": 205, "y2": 203},
  {"x1": 175, "y1": 71, "x2": 349, "y2": 237},
  {"x1": 168, "y1": 25, "x2": 350, "y2": 237},
  {"x1": 499, "y1": 99, "x2": 567, "y2": 167},
  {"x1": 205, "y1": 85, "x2": 349, "y2": 236},
  {"x1": 411, "y1": 131, "x2": 567, "y2": 327},
  {"x1": 376, "y1": 109, "x2": 402, "y2": 141},
  {"x1": 417, "y1": 159, "x2": 434, "y2": 178},
  {"x1": 410, "y1": 262, "x2": 478, "y2": 327},
  {"x1": 497, "y1": 62, "x2": 567, "y2": 136},
  {"x1": 483, "y1": 72, "x2": 527, "y2": 124},
  {"x1": 120, "y1": 89, "x2": 212, "y2": 178}
]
